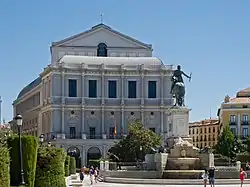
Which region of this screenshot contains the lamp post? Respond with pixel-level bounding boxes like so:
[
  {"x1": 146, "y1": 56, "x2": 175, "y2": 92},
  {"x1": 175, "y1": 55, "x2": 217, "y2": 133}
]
[
  {"x1": 15, "y1": 114, "x2": 25, "y2": 185},
  {"x1": 39, "y1": 134, "x2": 44, "y2": 147}
]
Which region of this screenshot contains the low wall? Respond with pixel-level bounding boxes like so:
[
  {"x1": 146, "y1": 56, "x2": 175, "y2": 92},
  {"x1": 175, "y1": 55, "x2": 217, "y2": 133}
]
[
  {"x1": 215, "y1": 170, "x2": 250, "y2": 179},
  {"x1": 103, "y1": 170, "x2": 160, "y2": 179}
]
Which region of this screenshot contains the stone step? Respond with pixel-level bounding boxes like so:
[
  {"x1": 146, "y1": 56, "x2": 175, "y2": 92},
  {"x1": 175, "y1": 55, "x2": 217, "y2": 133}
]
[
  {"x1": 70, "y1": 174, "x2": 78, "y2": 180},
  {"x1": 69, "y1": 183, "x2": 83, "y2": 187},
  {"x1": 71, "y1": 179, "x2": 81, "y2": 183}
]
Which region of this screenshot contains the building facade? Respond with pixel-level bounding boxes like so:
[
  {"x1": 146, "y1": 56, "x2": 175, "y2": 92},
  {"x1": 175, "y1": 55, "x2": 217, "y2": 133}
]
[
  {"x1": 218, "y1": 88, "x2": 250, "y2": 139},
  {"x1": 12, "y1": 23, "x2": 174, "y2": 165},
  {"x1": 189, "y1": 119, "x2": 219, "y2": 149}
]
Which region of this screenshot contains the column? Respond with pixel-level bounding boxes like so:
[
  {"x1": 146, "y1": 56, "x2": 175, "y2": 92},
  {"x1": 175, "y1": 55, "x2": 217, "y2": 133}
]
[
  {"x1": 102, "y1": 106, "x2": 106, "y2": 139},
  {"x1": 101, "y1": 64, "x2": 105, "y2": 105},
  {"x1": 81, "y1": 106, "x2": 86, "y2": 139},
  {"x1": 141, "y1": 107, "x2": 144, "y2": 125},
  {"x1": 237, "y1": 113, "x2": 241, "y2": 135},
  {"x1": 61, "y1": 107, "x2": 65, "y2": 139},
  {"x1": 160, "y1": 109, "x2": 164, "y2": 135},
  {"x1": 61, "y1": 69, "x2": 65, "y2": 139},
  {"x1": 81, "y1": 146, "x2": 86, "y2": 167},
  {"x1": 41, "y1": 79, "x2": 45, "y2": 105},
  {"x1": 81, "y1": 71, "x2": 85, "y2": 104},
  {"x1": 121, "y1": 64, "x2": 124, "y2": 105},
  {"x1": 140, "y1": 67, "x2": 145, "y2": 126},
  {"x1": 161, "y1": 73, "x2": 164, "y2": 105},
  {"x1": 121, "y1": 107, "x2": 125, "y2": 134}
]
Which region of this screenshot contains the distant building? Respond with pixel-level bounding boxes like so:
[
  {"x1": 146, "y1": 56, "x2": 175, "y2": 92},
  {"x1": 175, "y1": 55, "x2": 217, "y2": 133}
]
[
  {"x1": 189, "y1": 119, "x2": 220, "y2": 149},
  {"x1": 218, "y1": 88, "x2": 250, "y2": 140},
  {"x1": 12, "y1": 23, "x2": 174, "y2": 166}
]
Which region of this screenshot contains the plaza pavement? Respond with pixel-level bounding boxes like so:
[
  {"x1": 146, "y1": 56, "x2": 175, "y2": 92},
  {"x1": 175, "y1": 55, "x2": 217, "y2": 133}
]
[{"x1": 83, "y1": 183, "x2": 247, "y2": 187}]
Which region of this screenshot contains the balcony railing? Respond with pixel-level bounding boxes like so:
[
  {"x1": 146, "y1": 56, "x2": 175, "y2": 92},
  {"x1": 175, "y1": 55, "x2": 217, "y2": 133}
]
[
  {"x1": 229, "y1": 121, "x2": 237, "y2": 125},
  {"x1": 42, "y1": 132, "x2": 123, "y2": 140},
  {"x1": 241, "y1": 121, "x2": 249, "y2": 125}
]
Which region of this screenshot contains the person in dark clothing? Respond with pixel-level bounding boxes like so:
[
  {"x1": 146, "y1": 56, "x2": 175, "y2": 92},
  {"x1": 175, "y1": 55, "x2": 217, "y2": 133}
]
[{"x1": 208, "y1": 167, "x2": 215, "y2": 187}]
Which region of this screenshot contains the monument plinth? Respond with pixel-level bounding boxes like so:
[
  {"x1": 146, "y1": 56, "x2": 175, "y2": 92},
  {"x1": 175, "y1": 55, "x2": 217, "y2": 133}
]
[{"x1": 165, "y1": 107, "x2": 192, "y2": 149}]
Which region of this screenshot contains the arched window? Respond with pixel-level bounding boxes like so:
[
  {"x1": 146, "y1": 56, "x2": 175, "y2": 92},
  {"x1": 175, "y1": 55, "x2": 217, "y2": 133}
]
[{"x1": 97, "y1": 43, "x2": 107, "y2": 57}]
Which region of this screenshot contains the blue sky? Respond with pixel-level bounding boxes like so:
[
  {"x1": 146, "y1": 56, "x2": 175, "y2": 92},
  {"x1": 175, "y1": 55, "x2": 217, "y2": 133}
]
[{"x1": 0, "y1": 0, "x2": 250, "y2": 122}]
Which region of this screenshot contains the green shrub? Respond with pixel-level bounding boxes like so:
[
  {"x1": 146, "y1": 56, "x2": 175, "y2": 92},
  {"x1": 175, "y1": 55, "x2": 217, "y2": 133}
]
[
  {"x1": 69, "y1": 157, "x2": 76, "y2": 174},
  {"x1": 35, "y1": 147, "x2": 66, "y2": 187},
  {"x1": 236, "y1": 152, "x2": 250, "y2": 163},
  {"x1": 0, "y1": 147, "x2": 10, "y2": 187},
  {"x1": 7, "y1": 135, "x2": 38, "y2": 187},
  {"x1": 64, "y1": 156, "x2": 70, "y2": 176}
]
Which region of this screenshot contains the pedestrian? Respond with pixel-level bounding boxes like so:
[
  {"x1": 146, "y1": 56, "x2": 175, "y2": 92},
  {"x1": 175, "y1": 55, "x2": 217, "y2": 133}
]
[
  {"x1": 89, "y1": 166, "x2": 95, "y2": 185},
  {"x1": 208, "y1": 166, "x2": 216, "y2": 187},
  {"x1": 240, "y1": 168, "x2": 247, "y2": 187},
  {"x1": 202, "y1": 169, "x2": 209, "y2": 187}
]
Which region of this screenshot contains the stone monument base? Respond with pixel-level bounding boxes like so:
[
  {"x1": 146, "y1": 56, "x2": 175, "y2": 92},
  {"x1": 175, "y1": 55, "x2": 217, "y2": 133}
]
[{"x1": 165, "y1": 136, "x2": 193, "y2": 150}]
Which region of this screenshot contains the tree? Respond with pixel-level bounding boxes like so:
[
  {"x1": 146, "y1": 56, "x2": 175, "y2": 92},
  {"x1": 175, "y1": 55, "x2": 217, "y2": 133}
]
[
  {"x1": 215, "y1": 124, "x2": 235, "y2": 159},
  {"x1": 246, "y1": 136, "x2": 250, "y2": 153},
  {"x1": 0, "y1": 125, "x2": 12, "y2": 147},
  {"x1": 108, "y1": 120, "x2": 162, "y2": 162}
]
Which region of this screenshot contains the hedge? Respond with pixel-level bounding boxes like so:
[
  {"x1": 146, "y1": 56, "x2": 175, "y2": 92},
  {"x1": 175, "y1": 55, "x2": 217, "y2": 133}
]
[
  {"x1": 69, "y1": 157, "x2": 76, "y2": 174},
  {"x1": 7, "y1": 135, "x2": 38, "y2": 187},
  {"x1": 236, "y1": 152, "x2": 250, "y2": 163},
  {"x1": 64, "y1": 156, "x2": 70, "y2": 176},
  {"x1": 35, "y1": 147, "x2": 66, "y2": 187},
  {"x1": 0, "y1": 148, "x2": 10, "y2": 187}
]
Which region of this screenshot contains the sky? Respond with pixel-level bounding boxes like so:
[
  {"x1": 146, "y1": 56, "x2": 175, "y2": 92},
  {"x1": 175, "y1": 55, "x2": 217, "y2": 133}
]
[{"x1": 0, "y1": 0, "x2": 250, "y2": 122}]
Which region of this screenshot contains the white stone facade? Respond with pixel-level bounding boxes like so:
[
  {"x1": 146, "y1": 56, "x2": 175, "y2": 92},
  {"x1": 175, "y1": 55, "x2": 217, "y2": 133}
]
[{"x1": 12, "y1": 23, "x2": 176, "y2": 166}]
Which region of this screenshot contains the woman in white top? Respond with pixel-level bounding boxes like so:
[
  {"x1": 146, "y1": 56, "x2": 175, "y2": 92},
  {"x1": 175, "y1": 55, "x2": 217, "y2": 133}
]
[{"x1": 202, "y1": 169, "x2": 208, "y2": 187}]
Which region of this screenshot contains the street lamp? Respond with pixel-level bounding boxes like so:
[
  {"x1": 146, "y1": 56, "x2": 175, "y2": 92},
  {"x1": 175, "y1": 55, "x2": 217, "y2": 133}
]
[
  {"x1": 14, "y1": 114, "x2": 25, "y2": 185},
  {"x1": 39, "y1": 134, "x2": 44, "y2": 146}
]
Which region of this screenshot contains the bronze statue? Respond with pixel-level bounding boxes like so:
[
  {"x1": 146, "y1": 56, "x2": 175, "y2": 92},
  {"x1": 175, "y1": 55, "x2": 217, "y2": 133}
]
[{"x1": 170, "y1": 65, "x2": 191, "y2": 106}]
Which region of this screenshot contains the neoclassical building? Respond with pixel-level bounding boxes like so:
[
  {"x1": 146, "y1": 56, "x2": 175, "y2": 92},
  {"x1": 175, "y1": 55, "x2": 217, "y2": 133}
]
[{"x1": 12, "y1": 23, "x2": 174, "y2": 166}]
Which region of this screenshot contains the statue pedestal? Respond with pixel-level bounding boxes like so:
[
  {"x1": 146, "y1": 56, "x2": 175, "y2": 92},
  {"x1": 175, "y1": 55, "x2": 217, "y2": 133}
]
[{"x1": 165, "y1": 107, "x2": 192, "y2": 149}]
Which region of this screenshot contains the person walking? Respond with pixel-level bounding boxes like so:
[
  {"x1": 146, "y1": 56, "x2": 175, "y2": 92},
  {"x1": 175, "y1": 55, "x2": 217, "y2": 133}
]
[
  {"x1": 89, "y1": 166, "x2": 95, "y2": 185},
  {"x1": 202, "y1": 169, "x2": 209, "y2": 187},
  {"x1": 208, "y1": 166, "x2": 216, "y2": 187},
  {"x1": 240, "y1": 168, "x2": 247, "y2": 187}
]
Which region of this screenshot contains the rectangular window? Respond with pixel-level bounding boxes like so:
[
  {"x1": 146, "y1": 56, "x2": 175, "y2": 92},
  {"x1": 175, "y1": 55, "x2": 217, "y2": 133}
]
[
  {"x1": 89, "y1": 127, "x2": 96, "y2": 139},
  {"x1": 128, "y1": 81, "x2": 137, "y2": 98},
  {"x1": 242, "y1": 128, "x2": 248, "y2": 138},
  {"x1": 109, "y1": 127, "x2": 115, "y2": 139},
  {"x1": 148, "y1": 81, "x2": 156, "y2": 98},
  {"x1": 89, "y1": 80, "x2": 97, "y2": 98},
  {"x1": 69, "y1": 127, "x2": 76, "y2": 139},
  {"x1": 68, "y1": 79, "x2": 77, "y2": 97},
  {"x1": 231, "y1": 128, "x2": 236, "y2": 136},
  {"x1": 108, "y1": 80, "x2": 117, "y2": 98},
  {"x1": 230, "y1": 115, "x2": 236, "y2": 123},
  {"x1": 243, "y1": 115, "x2": 248, "y2": 122},
  {"x1": 149, "y1": 128, "x2": 156, "y2": 133}
]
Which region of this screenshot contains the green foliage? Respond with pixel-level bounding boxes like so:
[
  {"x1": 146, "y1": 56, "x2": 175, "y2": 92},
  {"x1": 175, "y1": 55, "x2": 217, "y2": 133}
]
[
  {"x1": 108, "y1": 120, "x2": 162, "y2": 162},
  {"x1": 215, "y1": 125, "x2": 235, "y2": 159},
  {"x1": 64, "y1": 156, "x2": 70, "y2": 177},
  {"x1": 236, "y1": 152, "x2": 250, "y2": 163},
  {"x1": 35, "y1": 147, "x2": 66, "y2": 187},
  {"x1": 0, "y1": 125, "x2": 12, "y2": 147},
  {"x1": 0, "y1": 147, "x2": 10, "y2": 187},
  {"x1": 7, "y1": 135, "x2": 38, "y2": 187},
  {"x1": 246, "y1": 136, "x2": 250, "y2": 153},
  {"x1": 69, "y1": 157, "x2": 76, "y2": 174}
]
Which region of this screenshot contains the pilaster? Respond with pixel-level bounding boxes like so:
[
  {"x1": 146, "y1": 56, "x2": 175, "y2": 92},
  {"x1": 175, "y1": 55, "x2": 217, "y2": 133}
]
[
  {"x1": 121, "y1": 106, "x2": 125, "y2": 134},
  {"x1": 140, "y1": 65, "x2": 144, "y2": 105},
  {"x1": 102, "y1": 105, "x2": 106, "y2": 139},
  {"x1": 121, "y1": 64, "x2": 124, "y2": 105},
  {"x1": 81, "y1": 106, "x2": 86, "y2": 139},
  {"x1": 81, "y1": 63, "x2": 85, "y2": 104},
  {"x1": 161, "y1": 72, "x2": 164, "y2": 105},
  {"x1": 101, "y1": 63, "x2": 105, "y2": 105},
  {"x1": 61, "y1": 107, "x2": 65, "y2": 139}
]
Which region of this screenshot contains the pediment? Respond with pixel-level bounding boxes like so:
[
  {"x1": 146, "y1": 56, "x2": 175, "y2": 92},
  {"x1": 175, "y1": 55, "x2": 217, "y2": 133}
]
[{"x1": 53, "y1": 24, "x2": 151, "y2": 49}]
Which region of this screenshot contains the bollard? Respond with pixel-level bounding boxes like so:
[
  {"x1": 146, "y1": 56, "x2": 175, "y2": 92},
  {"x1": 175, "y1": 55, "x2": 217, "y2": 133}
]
[
  {"x1": 236, "y1": 161, "x2": 241, "y2": 171},
  {"x1": 100, "y1": 161, "x2": 104, "y2": 171},
  {"x1": 104, "y1": 161, "x2": 109, "y2": 171}
]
